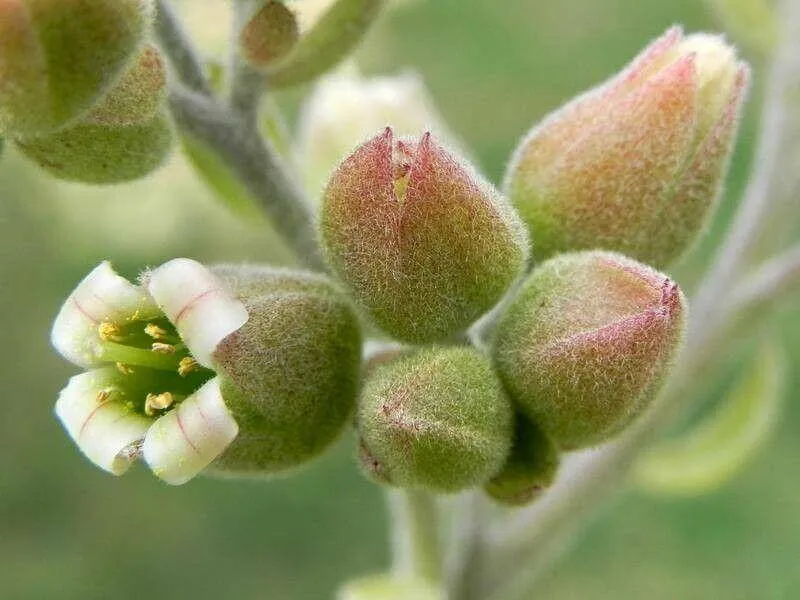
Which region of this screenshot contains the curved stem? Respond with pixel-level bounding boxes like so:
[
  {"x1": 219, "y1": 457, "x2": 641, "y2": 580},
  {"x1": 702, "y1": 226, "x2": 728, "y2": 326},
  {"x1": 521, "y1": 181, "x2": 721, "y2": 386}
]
[
  {"x1": 154, "y1": 0, "x2": 213, "y2": 95},
  {"x1": 168, "y1": 86, "x2": 326, "y2": 270},
  {"x1": 389, "y1": 489, "x2": 443, "y2": 584}
]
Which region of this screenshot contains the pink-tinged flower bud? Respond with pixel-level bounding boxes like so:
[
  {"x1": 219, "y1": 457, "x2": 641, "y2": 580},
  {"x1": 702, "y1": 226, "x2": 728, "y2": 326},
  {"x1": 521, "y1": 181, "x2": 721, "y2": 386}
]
[
  {"x1": 0, "y1": 0, "x2": 153, "y2": 135},
  {"x1": 484, "y1": 414, "x2": 559, "y2": 507},
  {"x1": 239, "y1": 1, "x2": 300, "y2": 68},
  {"x1": 492, "y1": 251, "x2": 686, "y2": 450},
  {"x1": 321, "y1": 127, "x2": 528, "y2": 343},
  {"x1": 14, "y1": 46, "x2": 173, "y2": 184},
  {"x1": 358, "y1": 347, "x2": 514, "y2": 492},
  {"x1": 504, "y1": 27, "x2": 749, "y2": 268},
  {"x1": 52, "y1": 260, "x2": 361, "y2": 484}
]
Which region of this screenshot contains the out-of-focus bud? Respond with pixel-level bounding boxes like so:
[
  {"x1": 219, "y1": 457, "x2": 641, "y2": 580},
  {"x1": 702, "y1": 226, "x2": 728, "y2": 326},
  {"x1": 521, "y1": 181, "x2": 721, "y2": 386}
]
[
  {"x1": 296, "y1": 68, "x2": 459, "y2": 197},
  {"x1": 240, "y1": 1, "x2": 300, "y2": 68},
  {"x1": 708, "y1": 0, "x2": 776, "y2": 55},
  {"x1": 0, "y1": 0, "x2": 153, "y2": 135},
  {"x1": 484, "y1": 414, "x2": 559, "y2": 507},
  {"x1": 357, "y1": 347, "x2": 513, "y2": 492},
  {"x1": 14, "y1": 46, "x2": 173, "y2": 184},
  {"x1": 210, "y1": 265, "x2": 363, "y2": 476},
  {"x1": 52, "y1": 260, "x2": 361, "y2": 484},
  {"x1": 505, "y1": 27, "x2": 749, "y2": 268},
  {"x1": 493, "y1": 251, "x2": 686, "y2": 450},
  {"x1": 321, "y1": 127, "x2": 528, "y2": 343}
]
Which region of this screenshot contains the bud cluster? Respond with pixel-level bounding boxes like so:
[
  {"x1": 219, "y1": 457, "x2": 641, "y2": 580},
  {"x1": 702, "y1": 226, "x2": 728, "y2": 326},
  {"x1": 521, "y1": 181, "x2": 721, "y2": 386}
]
[
  {"x1": 0, "y1": 0, "x2": 173, "y2": 183},
  {"x1": 49, "y1": 27, "x2": 745, "y2": 503}
]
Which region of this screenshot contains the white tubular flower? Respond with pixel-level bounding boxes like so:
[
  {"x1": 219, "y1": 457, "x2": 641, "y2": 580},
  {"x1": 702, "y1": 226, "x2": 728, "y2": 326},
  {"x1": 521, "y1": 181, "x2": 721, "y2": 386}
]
[{"x1": 52, "y1": 259, "x2": 247, "y2": 484}]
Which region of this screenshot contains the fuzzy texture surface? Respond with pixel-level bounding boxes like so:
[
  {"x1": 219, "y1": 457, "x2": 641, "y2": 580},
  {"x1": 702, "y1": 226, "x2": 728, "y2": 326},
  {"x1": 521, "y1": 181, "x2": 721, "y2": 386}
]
[
  {"x1": 484, "y1": 413, "x2": 560, "y2": 506},
  {"x1": 15, "y1": 109, "x2": 173, "y2": 184},
  {"x1": 210, "y1": 267, "x2": 362, "y2": 476},
  {"x1": 321, "y1": 128, "x2": 528, "y2": 343},
  {"x1": 240, "y1": 1, "x2": 299, "y2": 68},
  {"x1": 358, "y1": 346, "x2": 514, "y2": 492},
  {"x1": 504, "y1": 27, "x2": 749, "y2": 268},
  {"x1": 0, "y1": 0, "x2": 152, "y2": 135},
  {"x1": 493, "y1": 251, "x2": 686, "y2": 450}
]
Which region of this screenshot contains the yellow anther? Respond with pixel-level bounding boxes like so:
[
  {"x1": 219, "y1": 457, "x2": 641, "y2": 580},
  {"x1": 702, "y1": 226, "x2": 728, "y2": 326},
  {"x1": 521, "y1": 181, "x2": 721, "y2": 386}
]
[
  {"x1": 145, "y1": 392, "x2": 175, "y2": 416},
  {"x1": 178, "y1": 357, "x2": 200, "y2": 377},
  {"x1": 151, "y1": 342, "x2": 176, "y2": 355},
  {"x1": 116, "y1": 362, "x2": 134, "y2": 375},
  {"x1": 144, "y1": 323, "x2": 169, "y2": 340},
  {"x1": 96, "y1": 389, "x2": 112, "y2": 403},
  {"x1": 98, "y1": 322, "x2": 123, "y2": 342}
]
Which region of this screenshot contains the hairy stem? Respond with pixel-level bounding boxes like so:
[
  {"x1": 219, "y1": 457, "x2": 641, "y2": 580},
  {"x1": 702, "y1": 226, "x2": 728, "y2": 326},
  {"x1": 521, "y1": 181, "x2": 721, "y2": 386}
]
[
  {"x1": 228, "y1": 0, "x2": 267, "y2": 123},
  {"x1": 477, "y1": 2, "x2": 800, "y2": 599},
  {"x1": 389, "y1": 489, "x2": 443, "y2": 584},
  {"x1": 154, "y1": 0, "x2": 213, "y2": 95},
  {"x1": 168, "y1": 86, "x2": 325, "y2": 270}
]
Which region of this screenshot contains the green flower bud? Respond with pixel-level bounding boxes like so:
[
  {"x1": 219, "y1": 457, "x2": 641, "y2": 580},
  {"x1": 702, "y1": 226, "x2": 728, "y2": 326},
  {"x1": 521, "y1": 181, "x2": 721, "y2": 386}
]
[
  {"x1": 358, "y1": 347, "x2": 514, "y2": 492},
  {"x1": 493, "y1": 251, "x2": 687, "y2": 450},
  {"x1": 211, "y1": 266, "x2": 363, "y2": 476},
  {"x1": 504, "y1": 27, "x2": 749, "y2": 268},
  {"x1": 484, "y1": 414, "x2": 559, "y2": 507},
  {"x1": 239, "y1": 1, "x2": 300, "y2": 68},
  {"x1": 321, "y1": 127, "x2": 528, "y2": 343},
  {"x1": 14, "y1": 47, "x2": 172, "y2": 184},
  {"x1": 0, "y1": 0, "x2": 153, "y2": 135}
]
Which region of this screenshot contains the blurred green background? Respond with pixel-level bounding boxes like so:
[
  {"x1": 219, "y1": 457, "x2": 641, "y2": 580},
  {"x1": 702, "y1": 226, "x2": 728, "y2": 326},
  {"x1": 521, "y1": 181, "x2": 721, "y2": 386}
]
[{"x1": 1, "y1": 0, "x2": 798, "y2": 598}]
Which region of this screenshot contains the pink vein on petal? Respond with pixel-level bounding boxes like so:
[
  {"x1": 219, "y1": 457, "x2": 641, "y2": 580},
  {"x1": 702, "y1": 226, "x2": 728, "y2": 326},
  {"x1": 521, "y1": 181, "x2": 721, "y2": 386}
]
[
  {"x1": 176, "y1": 408, "x2": 201, "y2": 455},
  {"x1": 174, "y1": 288, "x2": 217, "y2": 325}
]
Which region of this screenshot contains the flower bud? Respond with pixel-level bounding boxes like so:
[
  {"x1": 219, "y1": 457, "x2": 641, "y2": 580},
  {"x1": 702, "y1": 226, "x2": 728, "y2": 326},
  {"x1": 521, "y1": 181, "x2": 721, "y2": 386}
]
[
  {"x1": 505, "y1": 27, "x2": 749, "y2": 268},
  {"x1": 321, "y1": 127, "x2": 528, "y2": 343},
  {"x1": 484, "y1": 414, "x2": 559, "y2": 507},
  {"x1": 338, "y1": 574, "x2": 443, "y2": 600},
  {"x1": 239, "y1": 1, "x2": 300, "y2": 68},
  {"x1": 358, "y1": 347, "x2": 514, "y2": 492},
  {"x1": 0, "y1": 0, "x2": 153, "y2": 135},
  {"x1": 209, "y1": 265, "x2": 362, "y2": 476},
  {"x1": 492, "y1": 251, "x2": 686, "y2": 450},
  {"x1": 52, "y1": 260, "x2": 361, "y2": 484},
  {"x1": 297, "y1": 69, "x2": 459, "y2": 197},
  {"x1": 14, "y1": 46, "x2": 173, "y2": 184}
]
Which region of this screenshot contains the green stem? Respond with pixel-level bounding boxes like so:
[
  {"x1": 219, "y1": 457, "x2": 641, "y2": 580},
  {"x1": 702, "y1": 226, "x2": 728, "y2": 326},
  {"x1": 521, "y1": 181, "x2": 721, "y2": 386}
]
[
  {"x1": 154, "y1": 0, "x2": 213, "y2": 95},
  {"x1": 228, "y1": 0, "x2": 267, "y2": 123},
  {"x1": 388, "y1": 489, "x2": 443, "y2": 584}
]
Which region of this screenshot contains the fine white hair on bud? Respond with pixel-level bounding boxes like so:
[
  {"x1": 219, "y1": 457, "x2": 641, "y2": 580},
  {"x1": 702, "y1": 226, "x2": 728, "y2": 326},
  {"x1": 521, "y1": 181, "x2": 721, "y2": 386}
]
[
  {"x1": 142, "y1": 378, "x2": 239, "y2": 485},
  {"x1": 146, "y1": 258, "x2": 249, "y2": 367}
]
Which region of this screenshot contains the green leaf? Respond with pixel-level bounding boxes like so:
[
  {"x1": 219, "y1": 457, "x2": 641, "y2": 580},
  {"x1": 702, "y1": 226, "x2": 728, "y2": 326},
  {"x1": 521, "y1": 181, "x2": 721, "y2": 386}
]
[
  {"x1": 634, "y1": 342, "x2": 786, "y2": 496},
  {"x1": 338, "y1": 574, "x2": 443, "y2": 600}
]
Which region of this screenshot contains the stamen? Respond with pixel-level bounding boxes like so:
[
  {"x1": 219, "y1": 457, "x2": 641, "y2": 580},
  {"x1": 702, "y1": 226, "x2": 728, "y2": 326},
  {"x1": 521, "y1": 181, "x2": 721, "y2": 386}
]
[
  {"x1": 145, "y1": 392, "x2": 175, "y2": 417},
  {"x1": 178, "y1": 357, "x2": 200, "y2": 377},
  {"x1": 116, "y1": 362, "x2": 134, "y2": 375},
  {"x1": 152, "y1": 342, "x2": 176, "y2": 355},
  {"x1": 98, "y1": 322, "x2": 123, "y2": 342},
  {"x1": 96, "y1": 388, "x2": 113, "y2": 403},
  {"x1": 144, "y1": 323, "x2": 169, "y2": 340}
]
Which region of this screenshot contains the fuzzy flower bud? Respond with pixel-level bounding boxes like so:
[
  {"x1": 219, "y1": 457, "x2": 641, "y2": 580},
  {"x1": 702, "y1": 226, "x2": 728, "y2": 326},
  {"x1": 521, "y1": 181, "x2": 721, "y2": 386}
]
[
  {"x1": 321, "y1": 127, "x2": 528, "y2": 343},
  {"x1": 52, "y1": 260, "x2": 361, "y2": 484},
  {"x1": 0, "y1": 0, "x2": 153, "y2": 135},
  {"x1": 296, "y1": 69, "x2": 459, "y2": 197},
  {"x1": 239, "y1": 1, "x2": 300, "y2": 68},
  {"x1": 358, "y1": 347, "x2": 514, "y2": 492},
  {"x1": 504, "y1": 27, "x2": 749, "y2": 268},
  {"x1": 14, "y1": 46, "x2": 173, "y2": 184},
  {"x1": 492, "y1": 251, "x2": 686, "y2": 450},
  {"x1": 484, "y1": 415, "x2": 559, "y2": 507}
]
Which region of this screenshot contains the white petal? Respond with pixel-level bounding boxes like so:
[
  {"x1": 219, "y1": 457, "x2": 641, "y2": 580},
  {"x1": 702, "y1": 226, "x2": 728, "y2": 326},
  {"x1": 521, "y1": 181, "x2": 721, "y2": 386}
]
[
  {"x1": 55, "y1": 368, "x2": 151, "y2": 475},
  {"x1": 146, "y1": 258, "x2": 248, "y2": 367},
  {"x1": 51, "y1": 261, "x2": 159, "y2": 367},
  {"x1": 142, "y1": 377, "x2": 239, "y2": 485}
]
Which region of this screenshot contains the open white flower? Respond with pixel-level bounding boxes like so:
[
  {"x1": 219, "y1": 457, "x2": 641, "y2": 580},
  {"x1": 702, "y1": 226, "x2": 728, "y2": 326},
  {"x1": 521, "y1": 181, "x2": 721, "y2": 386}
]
[{"x1": 52, "y1": 259, "x2": 248, "y2": 485}]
